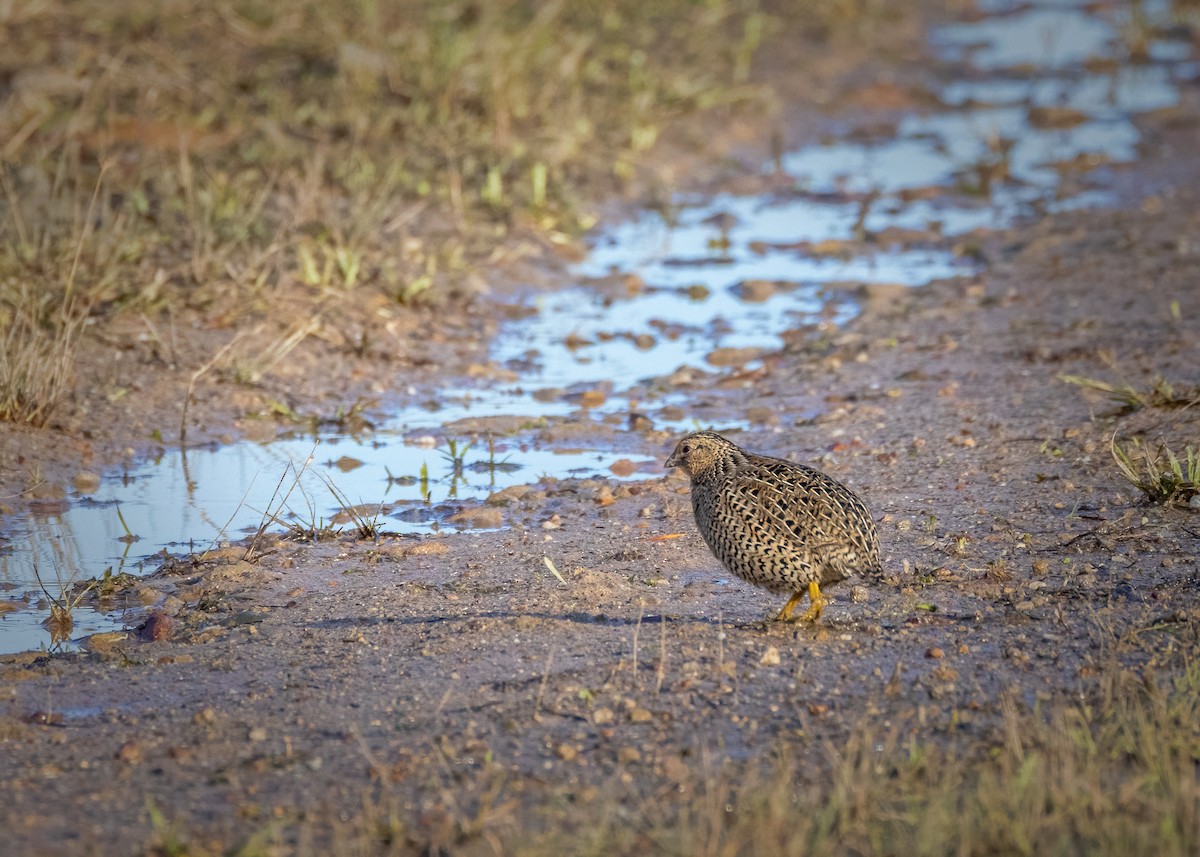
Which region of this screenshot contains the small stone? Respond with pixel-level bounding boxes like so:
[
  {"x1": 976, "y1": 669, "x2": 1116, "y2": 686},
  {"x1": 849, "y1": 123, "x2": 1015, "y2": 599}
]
[
  {"x1": 850, "y1": 585, "x2": 870, "y2": 603},
  {"x1": 926, "y1": 647, "x2": 945, "y2": 659},
  {"x1": 616, "y1": 747, "x2": 641, "y2": 764},
  {"x1": 592, "y1": 707, "x2": 615, "y2": 725},
  {"x1": 137, "y1": 612, "x2": 174, "y2": 642},
  {"x1": 705, "y1": 346, "x2": 763, "y2": 367},
  {"x1": 115, "y1": 741, "x2": 142, "y2": 764},
  {"x1": 82, "y1": 632, "x2": 128, "y2": 653},
  {"x1": 745, "y1": 406, "x2": 778, "y2": 426},
  {"x1": 759, "y1": 646, "x2": 781, "y2": 666},
  {"x1": 735, "y1": 279, "x2": 777, "y2": 302},
  {"x1": 578, "y1": 390, "x2": 606, "y2": 408},
  {"x1": 249, "y1": 727, "x2": 267, "y2": 742},
  {"x1": 594, "y1": 486, "x2": 616, "y2": 506},
  {"x1": 532, "y1": 388, "x2": 564, "y2": 403},
  {"x1": 448, "y1": 506, "x2": 503, "y2": 529},
  {"x1": 629, "y1": 708, "x2": 653, "y2": 723},
  {"x1": 609, "y1": 459, "x2": 637, "y2": 478},
  {"x1": 555, "y1": 744, "x2": 578, "y2": 762},
  {"x1": 73, "y1": 471, "x2": 101, "y2": 494},
  {"x1": 401, "y1": 541, "x2": 449, "y2": 557},
  {"x1": 628, "y1": 413, "x2": 654, "y2": 431}
]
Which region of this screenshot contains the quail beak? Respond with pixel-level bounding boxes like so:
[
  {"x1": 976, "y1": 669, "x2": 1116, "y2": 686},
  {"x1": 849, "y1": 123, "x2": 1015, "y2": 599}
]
[{"x1": 664, "y1": 452, "x2": 679, "y2": 469}]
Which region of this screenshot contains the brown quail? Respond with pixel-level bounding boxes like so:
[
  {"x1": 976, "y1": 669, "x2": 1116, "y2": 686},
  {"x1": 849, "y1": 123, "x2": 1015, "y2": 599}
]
[{"x1": 664, "y1": 431, "x2": 880, "y2": 622}]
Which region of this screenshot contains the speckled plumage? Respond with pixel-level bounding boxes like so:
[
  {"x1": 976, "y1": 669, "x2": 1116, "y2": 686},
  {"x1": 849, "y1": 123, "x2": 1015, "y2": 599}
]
[{"x1": 665, "y1": 431, "x2": 881, "y2": 622}]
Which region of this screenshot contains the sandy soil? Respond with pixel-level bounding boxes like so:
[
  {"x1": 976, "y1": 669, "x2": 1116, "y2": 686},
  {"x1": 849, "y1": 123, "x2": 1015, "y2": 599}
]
[{"x1": 3, "y1": 6, "x2": 1200, "y2": 856}]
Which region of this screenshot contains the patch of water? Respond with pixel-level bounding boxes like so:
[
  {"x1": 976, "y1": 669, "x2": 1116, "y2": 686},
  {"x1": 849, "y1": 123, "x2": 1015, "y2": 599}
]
[
  {"x1": 1, "y1": 434, "x2": 659, "y2": 652},
  {"x1": 2, "y1": 0, "x2": 1195, "y2": 653}
]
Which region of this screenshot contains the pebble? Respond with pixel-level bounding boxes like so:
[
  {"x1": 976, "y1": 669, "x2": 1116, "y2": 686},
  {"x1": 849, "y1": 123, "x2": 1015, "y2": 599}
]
[
  {"x1": 706, "y1": 346, "x2": 763, "y2": 367},
  {"x1": 447, "y1": 506, "x2": 503, "y2": 528},
  {"x1": 73, "y1": 471, "x2": 101, "y2": 494},
  {"x1": 609, "y1": 459, "x2": 637, "y2": 477},
  {"x1": 115, "y1": 741, "x2": 142, "y2": 764}
]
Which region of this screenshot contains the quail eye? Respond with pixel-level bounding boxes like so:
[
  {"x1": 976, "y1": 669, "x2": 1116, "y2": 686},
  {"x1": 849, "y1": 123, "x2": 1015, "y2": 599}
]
[{"x1": 681, "y1": 444, "x2": 691, "y2": 454}]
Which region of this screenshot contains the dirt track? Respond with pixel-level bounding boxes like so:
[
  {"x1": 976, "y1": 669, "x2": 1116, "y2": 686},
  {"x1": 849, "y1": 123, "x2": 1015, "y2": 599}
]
[{"x1": 3, "y1": 5, "x2": 1200, "y2": 856}]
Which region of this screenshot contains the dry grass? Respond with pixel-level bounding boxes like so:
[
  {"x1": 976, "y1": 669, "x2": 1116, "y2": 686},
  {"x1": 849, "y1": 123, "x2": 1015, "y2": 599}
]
[
  {"x1": 0, "y1": 0, "x2": 810, "y2": 423},
  {"x1": 141, "y1": 651, "x2": 1200, "y2": 856},
  {"x1": 1059, "y1": 374, "x2": 1200, "y2": 415},
  {"x1": 0, "y1": 285, "x2": 86, "y2": 425},
  {"x1": 508, "y1": 664, "x2": 1200, "y2": 857},
  {"x1": 1112, "y1": 436, "x2": 1199, "y2": 506}
]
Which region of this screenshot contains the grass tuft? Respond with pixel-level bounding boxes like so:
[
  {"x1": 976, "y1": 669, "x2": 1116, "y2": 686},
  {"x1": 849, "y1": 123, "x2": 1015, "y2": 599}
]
[
  {"x1": 0, "y1": 287, "x2": 86, "y2": 426},
  {"x1": 1111, "y1": 435, "x2": 1199, "y2": 507},
  {"x1": 1059, "y1": 374, "x2": 1200, "y2": 415}
]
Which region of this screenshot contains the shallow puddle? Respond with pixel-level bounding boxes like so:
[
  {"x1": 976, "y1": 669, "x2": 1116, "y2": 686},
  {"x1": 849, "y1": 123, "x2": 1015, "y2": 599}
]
[{"x1": 2, "y1": 0, "x2": 1195, "y2": 652}]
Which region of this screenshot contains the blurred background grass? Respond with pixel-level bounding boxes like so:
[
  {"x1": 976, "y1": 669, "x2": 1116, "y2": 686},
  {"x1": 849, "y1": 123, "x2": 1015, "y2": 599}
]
[{"x1": 1, "y1": 0, "x2": 845, "y2": 423}]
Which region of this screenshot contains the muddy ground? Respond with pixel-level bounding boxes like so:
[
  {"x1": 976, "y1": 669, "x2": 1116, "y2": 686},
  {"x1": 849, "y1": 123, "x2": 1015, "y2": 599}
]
[{"x1": 3, "y1": 6, "x2": 1200, "y2": 857}]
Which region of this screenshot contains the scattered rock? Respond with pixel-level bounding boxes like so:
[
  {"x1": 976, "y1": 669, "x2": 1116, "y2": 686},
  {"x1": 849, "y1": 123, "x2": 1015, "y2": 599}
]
[
  {"x1": 115, "y1": 741, "x2": 142, "y2": 764},
  {"x1": 706, "y1": 347, "x2": 763, "y2": 367},
  {"x1": 609, "y1": 459, "x2": 637, "y2": 477},
  {"x1": 745, "y1": 406, "x2": 778, "y2": 426},
  {"x1": 137, "y1": 613, "x2": 174, "y2": 642},
  {"x1": 734, "y1": 279, "x2": 780, "y2": 302},
  {"x1": 448, "y1": 506, "x2": 503, "y2": 528},
  {"x1": 759, "y1": 646, "x2": 782, "y2": 666},
  {"x1": 555, "y1": 743, "x2": 578, "y2": 762},
  {"x1": 81, "y1": 628, "x2": 129, "y2": 648},
  {"x1": 377, "y1": 540, "x2": 450, "y2": 558},
  {"x1": 577, "y1": 389, "x2": 606, "y2": 409},
  {"x1": 73, "y1": 471, "x2": 101, "y2": 494}
]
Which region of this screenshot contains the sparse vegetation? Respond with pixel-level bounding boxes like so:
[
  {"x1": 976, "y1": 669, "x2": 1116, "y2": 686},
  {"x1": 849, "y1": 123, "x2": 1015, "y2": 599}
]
[
  {"x1": 1111, "y1": 436, "x2": 1199, "y2": 507},
  {"x1": 139, "y1": 656, "x2": 1200, "y2": 857},
  {"x1": 0, "y1": 0, "x2": 796, "y2": 423},
  {"x1": 1059, "y1": 374, "x2": 1200, "y2": 415},
  {"x1": 32, "y1": 563, "x2": 97, "y2": 648},
  {"x1": 320, "y1": 471, "x2": 384, "y2": 539}
]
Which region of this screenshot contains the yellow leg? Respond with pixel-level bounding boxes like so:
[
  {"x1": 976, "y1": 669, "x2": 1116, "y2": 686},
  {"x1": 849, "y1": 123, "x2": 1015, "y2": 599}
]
[
  {"x1": 775, "y1": 590, "x2": 805, "y2": 622},
  {"x1": 798, "y1": 580, "x2": 826, "y2": 623}
]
